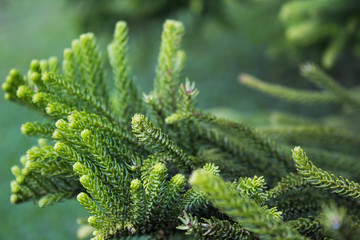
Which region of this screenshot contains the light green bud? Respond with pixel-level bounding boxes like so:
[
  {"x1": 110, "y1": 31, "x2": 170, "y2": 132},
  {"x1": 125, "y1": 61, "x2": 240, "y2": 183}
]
[
  {"x1": 171, "y1": 174, "x2": 186, "y2": 186},
  {"x1": 16, "y1": 85, "x2": 31, "y2": 99},
  {"x1": 80, "y1": 129, "x2": 91, "y2": 141},
  {"x1": 10, "y1": 194, "x2": 19, "y2": 204},
  {"x1": 21, "y1": 122, "x2": 35, "y2": 135},
  {"x1": 130, "y1": 179, "x2": 142, "y2": 190},
  {"x1": 30, "y1": 59, "x2": 40, "y2": 72},
  {"x1": 11, "y1": 180, "x2": 20, "y2": 193},
  {"x1": 73, "y1": 162, "x2": 86, "y2": 175}
]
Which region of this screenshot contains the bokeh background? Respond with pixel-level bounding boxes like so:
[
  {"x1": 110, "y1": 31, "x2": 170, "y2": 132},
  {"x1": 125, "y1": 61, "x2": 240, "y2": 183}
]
[{"x1": 1, "y1": 0, "x2": 360, "y2": 239}]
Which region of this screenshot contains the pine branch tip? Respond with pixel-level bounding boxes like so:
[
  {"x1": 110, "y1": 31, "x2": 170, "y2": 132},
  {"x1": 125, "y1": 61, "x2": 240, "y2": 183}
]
[
  {"x1": 238, "y1": 73, "x2": 251, "y2": 83},
  {"x1": 130, "y1": 179, "x2": 142, "y2": 190},
  {"x1": 10, "y1": 194, "x2": 19, "y2": 204}
]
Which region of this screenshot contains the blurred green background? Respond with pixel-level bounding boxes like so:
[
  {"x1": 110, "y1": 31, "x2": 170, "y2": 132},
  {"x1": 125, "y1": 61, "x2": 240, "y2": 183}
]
[{"x1": 1, "y1": 0, "x2": 359, "y2": 239}]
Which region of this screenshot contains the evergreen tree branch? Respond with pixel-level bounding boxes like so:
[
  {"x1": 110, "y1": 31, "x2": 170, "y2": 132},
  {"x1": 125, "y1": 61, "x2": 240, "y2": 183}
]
[
  {"x1": 189, "y1": 169, "x2": 306, "y2": 240},
  {"x1": 108, "y1": 21, "x2": 142, "y2": 120},
  {"x1": 239, "y1": 74, "x2": 339, "y2": 104},
  {"x1": 131, "y1": 114, "x2": 195, "y2": 172},
  {"x1": 300, "y1": 63, "x2": 360, "y2": 109},
  {"x1": 292, "y1": 146, "x2": 360, "y2": 199},
  {"x1": 153, "y1": 20, "x2": 185, "y2": 115}
]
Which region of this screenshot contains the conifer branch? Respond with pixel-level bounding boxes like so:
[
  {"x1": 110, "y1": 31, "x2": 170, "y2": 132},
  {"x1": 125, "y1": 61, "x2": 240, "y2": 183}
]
[
  {"x1": 167, "y1": 110, "x2": 293, "y2": 174},
  {"x1": 26, "y1": 145, "x2": 75, "y2": 177},
  {"x1": 239, "y1": 74, "x2": 339, "y2": 104},
  {"x1": 41, "y1": 73, "x2": 114, "y2": 121},
  {"x1": 2, "y1": 69, "x2": 25, "y2": 101},
  {"x1": 71, "y1": 33, "x2": 108, "y2": 105},
  {"x1": 10, "y1": 163, "x2": 81, "y2": 206},
  {"x1": 21, "y1": 122, "x2": 55, "y2": 138},
  {"x1": 189, "y1": 169, "x2": 305, "y2": 239},
  {"x1": 261, "y1": 125, "x2": 360, "y2": 153},
  {"x1": 300, "y1": 63, "x2": 360, "y2": 109},
  {"x1": 130, "y1": 179, "x2": 146, "y2": 227},
  {"x1": 131, "y1": 114, "x2": 195, "y2": 172},
  {"x1": 78, "y1": 173, "x2": 123, "y2": 221},
  {"x1": 5, "y1": 18, "x2": 360, "y2": 240},
  {"x1": 177, "y1": 212, "x2": 252, "y2": 239},
  {"x1": 108, "y1": 21, "x2": 142, "y2": 120},
  {"x1": 292, "y1": 146, "x2": 360, "y2": 199},
  {"x1": 287, "y1": 217, "x2": 322, "y2": 236},
  {"x1": 237, "y1": 176, "x2": 268, "y2": 205},
  {"x1": 196, "y1": 147, "x2": 249, "y2": 178},
  {"x1": 68, "y1": 110, "x2": 142, "y2": 150},
  {"x1": 268, "y1": 174, "x2": 310, "y2": 199},
  {"x1": 154, "y1": 20, "x2": 185, "y2": 114}
]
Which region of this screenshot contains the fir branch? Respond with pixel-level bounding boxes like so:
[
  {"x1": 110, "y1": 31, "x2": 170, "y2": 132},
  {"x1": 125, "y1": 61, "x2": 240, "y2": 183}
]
[
  {"x1": 237, "y1": 176, "x2": 268, "y2": 205},
  {"x1": 287, "y1": 217, "x2": 322, "y2": 236},
  {"x1": 71, "y1": 33, "x2": 108, "y2": 105},
  {"x1": 268, "y1": 174, "x2": 310, "y2": 199},
  {"x1": 154, "y1": 20, "x2": 185, "y2": 114},
  {"x1": 5, "y1": 18, "x2": 360, "y2": 240},
  {"x1": 77, "y1": 192, "x2": 112, "y2": 228},
  {"x1": 16, "y1": 85, "x2": 40, "y2": 111},
  {"x1": 34, "y1": 57, "x2": 59, "y2": 76},
  {"x1": 161, "y1": 173, "x2": 187, "y2": 222},
  {"x1": 2, "y1": 69, "x2": 25, "y2": 101},
  {"x1": 301, "y1": 147, "x2": 360, "y2": 179},
  {"x1": 47, "y1": 57, "x2": 59, "y2": 73},
  {"x1": 41, "y1": 73, "x2": 115, "y2": 121},
  {"x1": 21, "y1": 122, "x2": 55, "y2": 138},
  {"x1": 26, "y1": 145, "x2": 75, "y2": 177},
  {"x1": 46, "y1": 102, "x2": 74, "y2": 118},
  {"x1": 62, "y1": 48, "x2": 80, "y2": 85},
  {"x1": 130, "y1": 179, "x2": 147, "y2": 227},
  {"x1": 174, "y1": 79, "x2": 199, "y2": 154},
  {"x1": 81, "y1": 128, "x2": 142, "y2": 170},
  {"x1": 182, "y1": 188, "x2": 209, "y2": 213},
  {"x1": 300, "y1": 63, "x2": 360, "y2": 109},
  {"x1": 167, "y1": 110, "x2": 293, "y2": 174},
  {"x1": 189, "y1": 169, "x2": 305, "y2": 239},
  {"x1": 144, "y1": 163, "x2": 168, "y2": 221},
  {"x1": 32, "y1": 91, "x2": 65, "y2": 109},
  {"x1": 177, "y1": 212, "x2": 253, "y2": 239},
  {"x1": 78, "y1": 173, "x2": 123, "y2": 221},
  {"x1": 10, "y1": 163, "x2": 81, "y2": 205},
  {"x1": 68, "y1": 110, "x2": 143, "y2": 151},
  {"x1": 196, "y1": 147, "x2": 249, "y2": 178},
  {"x1": 191, "y1": 121, "x2": 265, "y2": 176},
  {"x1": 260, "y1": 125, "x2": 360, "y2": 154},
  {"x1": 131, "y1": 114, "x2": 194, "y2": 172},
  {"x1": 108, "y1": 21, "x2": 142, "y2": 120},
  {"x1": 239, "y1": 74, "x2": 339, "y2": 104},
  {"x1": 53, "y1": 141, "x2": 88, "y2": 165},
  {"x1": 292, "y1": 146, "x2": 360, "y2": 199},
  {"x1": 38, "y1": 191, "x2": 75, "y2": 208}
]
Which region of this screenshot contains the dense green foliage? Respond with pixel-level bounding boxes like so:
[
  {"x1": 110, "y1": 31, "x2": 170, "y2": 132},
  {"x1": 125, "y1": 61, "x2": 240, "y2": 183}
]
[{"x1": 3, "y1": 18, "x2": 360, "y2": 240}]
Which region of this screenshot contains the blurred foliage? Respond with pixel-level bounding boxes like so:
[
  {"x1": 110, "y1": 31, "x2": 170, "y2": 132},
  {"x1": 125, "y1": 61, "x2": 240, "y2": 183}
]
[
  {"x1": 278, "y1": 0, "x2": 360, "y2": 69},
  {"x1": 69, "y1": 0, "x2": 225, "y2": 34},
  {"x1": 69, "y1": 0, "x2": 360, "y2": 84}
]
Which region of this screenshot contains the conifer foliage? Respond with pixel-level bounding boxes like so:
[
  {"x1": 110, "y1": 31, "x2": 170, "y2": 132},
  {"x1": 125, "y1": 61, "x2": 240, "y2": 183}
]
[{"x1": 3, "y1": 20, "x2": 360, "y2": 239}]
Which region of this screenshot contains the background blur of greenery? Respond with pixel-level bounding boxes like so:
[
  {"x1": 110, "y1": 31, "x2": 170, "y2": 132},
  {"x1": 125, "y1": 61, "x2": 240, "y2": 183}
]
[{"x1": 1, "y1": 0, "x2": 359, "y2": 239}]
